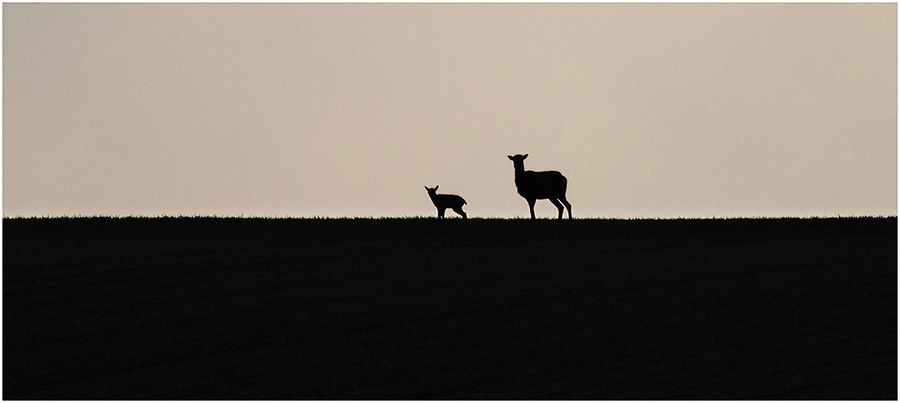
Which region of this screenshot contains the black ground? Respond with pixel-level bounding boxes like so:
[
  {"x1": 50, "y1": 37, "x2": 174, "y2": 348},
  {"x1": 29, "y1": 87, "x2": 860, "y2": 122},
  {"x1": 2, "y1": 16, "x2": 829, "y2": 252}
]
[{"x1": 3, "y1": 217, "x2": 897, "y2": 399}]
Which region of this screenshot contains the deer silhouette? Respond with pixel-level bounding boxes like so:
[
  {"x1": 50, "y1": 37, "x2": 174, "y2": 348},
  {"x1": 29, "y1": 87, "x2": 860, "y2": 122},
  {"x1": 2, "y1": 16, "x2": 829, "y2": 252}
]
[
  {"x1": 425, "y1": 186, "x2": 467, "y2": 219},
  {"x1": 508, "y1": 154, "x2": 572, "y2": 219}
]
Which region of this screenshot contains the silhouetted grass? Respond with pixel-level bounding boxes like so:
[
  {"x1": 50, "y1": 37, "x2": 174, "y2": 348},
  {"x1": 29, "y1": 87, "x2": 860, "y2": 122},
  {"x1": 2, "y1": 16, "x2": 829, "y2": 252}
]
[{"x1": 4, "y1": 217, "x2": 896, "y2": 399}]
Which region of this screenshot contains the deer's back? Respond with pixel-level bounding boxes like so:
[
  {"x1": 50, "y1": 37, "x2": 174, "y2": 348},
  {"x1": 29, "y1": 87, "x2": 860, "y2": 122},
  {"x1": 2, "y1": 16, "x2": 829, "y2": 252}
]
[{"x1": 516, "y1": 170, "x2": 567, "y2": 199}]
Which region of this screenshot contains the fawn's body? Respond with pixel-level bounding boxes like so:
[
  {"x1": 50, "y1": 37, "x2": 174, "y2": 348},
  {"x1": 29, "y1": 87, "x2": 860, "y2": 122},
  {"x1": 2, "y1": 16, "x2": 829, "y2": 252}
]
[{"x1": 425, "y1": 186, "x2": 467, "y2": 218}]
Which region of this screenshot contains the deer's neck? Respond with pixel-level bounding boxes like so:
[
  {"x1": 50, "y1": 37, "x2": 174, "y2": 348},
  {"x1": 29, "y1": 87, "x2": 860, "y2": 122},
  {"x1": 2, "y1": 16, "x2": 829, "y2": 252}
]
[{"x1": 514, "y1": 166, "x2": 526, "y2": 184}]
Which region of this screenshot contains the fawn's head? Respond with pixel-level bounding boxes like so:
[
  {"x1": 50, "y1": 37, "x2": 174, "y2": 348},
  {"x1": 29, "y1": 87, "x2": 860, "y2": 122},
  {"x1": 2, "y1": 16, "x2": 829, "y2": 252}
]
[
  {"x1": 424, "y1": 185, "x2": 439, "y2": 196},
  {"x1": 507, "y1": 154, "x2": 528, "y2": 170}
]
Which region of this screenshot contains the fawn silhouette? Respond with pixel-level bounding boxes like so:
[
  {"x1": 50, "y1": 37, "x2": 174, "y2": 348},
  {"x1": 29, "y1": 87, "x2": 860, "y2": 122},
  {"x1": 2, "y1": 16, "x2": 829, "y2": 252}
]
[
  {"x1": 425, "y1": 186, "x2": 467, "y2": 219},
  {"x1": 508, "y1": 154, "x2": 572, "y2": 219}
]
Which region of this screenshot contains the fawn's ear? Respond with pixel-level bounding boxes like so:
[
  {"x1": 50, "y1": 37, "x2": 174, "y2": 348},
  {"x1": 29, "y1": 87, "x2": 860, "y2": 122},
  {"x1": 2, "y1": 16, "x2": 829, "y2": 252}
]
[
  {"x1": 434, "y1": 185, "x2": 439, "y2": 191},
  {"x1": 424, "y1": 186, "x2": 429, "y2": 190},
  {"x1": 507, "y1": 155, "x2": 514, "y2": 160},
  {"x1": 523, "y1": 154, "x2": 528, "y2": 159}
]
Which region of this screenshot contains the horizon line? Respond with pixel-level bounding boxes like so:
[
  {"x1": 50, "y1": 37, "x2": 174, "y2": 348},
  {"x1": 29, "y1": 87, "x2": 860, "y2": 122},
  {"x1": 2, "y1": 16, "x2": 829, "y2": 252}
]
[{"x1": 3, "y1": 214, "x2": 896, "y2": 220}]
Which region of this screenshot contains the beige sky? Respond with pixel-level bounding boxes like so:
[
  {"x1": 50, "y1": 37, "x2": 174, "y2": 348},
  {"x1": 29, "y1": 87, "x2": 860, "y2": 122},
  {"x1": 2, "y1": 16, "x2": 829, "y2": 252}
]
[{"x1": 4, "y1": 3, "x2": 896, "y2": 218}]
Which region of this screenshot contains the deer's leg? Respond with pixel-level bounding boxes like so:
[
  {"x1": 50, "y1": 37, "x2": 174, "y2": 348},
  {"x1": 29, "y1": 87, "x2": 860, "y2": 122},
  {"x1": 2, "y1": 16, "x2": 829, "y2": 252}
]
[
  {"x1": 438, "y1": 208, "x2": 446, "y2": 218},
  {"x1": 452, "y1": 206, "x2": 467, "y2": 219},
  {"x1": 527, "y1": 198, "x2": 536, "y2": 220},
  {"x1": 559, "y1": 195, "x2": 572, "y2": 219},
  {"x1": 550, "y1": 198, "x2": 564, "y2": 219}
]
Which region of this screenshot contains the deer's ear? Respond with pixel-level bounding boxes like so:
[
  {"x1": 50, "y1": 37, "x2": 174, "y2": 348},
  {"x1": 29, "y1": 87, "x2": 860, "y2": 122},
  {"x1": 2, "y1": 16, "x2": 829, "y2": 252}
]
[
  {"x1": 424, "y1": 186, "x2": 428, "y2": 190},
  {"x1": 523, "y1": 154, "x2": 528, "y2": 159},
  {"x1": 434, "y1": 185, "x2": 439, "y2": 191},
  {"x1": 508, "y1": 155, "x2": 514, "y2": 160}
]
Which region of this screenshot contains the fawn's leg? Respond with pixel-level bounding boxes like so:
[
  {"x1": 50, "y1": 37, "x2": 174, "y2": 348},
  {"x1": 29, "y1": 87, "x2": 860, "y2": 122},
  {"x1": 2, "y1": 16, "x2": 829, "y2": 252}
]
[
  {"x1": 438, "y1": 208, "x2": 446, "y2": 218},
  {"x1": 550, "y1": 198, "x2": 564, "y2": 219},
  {"x1": 452, "y1": 206, "x2": 467, "y2": 219},
  {"x1": 527, "y1": 198, "x2": 536, "y2": 220}
]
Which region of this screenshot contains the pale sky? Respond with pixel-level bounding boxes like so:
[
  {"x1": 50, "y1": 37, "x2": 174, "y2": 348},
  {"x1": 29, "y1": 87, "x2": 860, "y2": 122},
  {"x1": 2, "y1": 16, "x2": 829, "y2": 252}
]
[{"x1": 4, "y1": 3, "x2": 896, "y2": 218}]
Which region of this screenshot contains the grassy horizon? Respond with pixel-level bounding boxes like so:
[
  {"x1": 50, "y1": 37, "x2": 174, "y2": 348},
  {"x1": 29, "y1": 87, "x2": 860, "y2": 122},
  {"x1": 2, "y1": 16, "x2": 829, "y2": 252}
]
[{"x1": 3, "y1": 215, "x2": 897, "y2": 220}]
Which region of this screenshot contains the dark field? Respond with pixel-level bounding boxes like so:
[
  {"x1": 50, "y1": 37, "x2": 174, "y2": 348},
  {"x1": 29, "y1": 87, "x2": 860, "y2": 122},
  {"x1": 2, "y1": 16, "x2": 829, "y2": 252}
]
[{"x1": 3, "y1": 217, "x2": 897, "y2": 399}]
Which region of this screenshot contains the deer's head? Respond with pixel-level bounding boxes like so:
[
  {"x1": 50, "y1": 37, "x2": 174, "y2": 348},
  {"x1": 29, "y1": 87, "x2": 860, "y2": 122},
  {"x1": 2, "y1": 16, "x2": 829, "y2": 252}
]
[
  {"x1": 424, "y1": 185, "x2": 439, "y2": 196},
  {"x1": 507, "y1": 154, "x2": 528, "y2": 170}
]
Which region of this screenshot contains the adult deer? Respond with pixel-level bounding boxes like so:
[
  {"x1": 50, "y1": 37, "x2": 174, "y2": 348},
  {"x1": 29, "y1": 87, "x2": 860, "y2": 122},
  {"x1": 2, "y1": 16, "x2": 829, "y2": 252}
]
[{"x1": 508, "y1": 154, "x2": 572, "y2": 219}]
